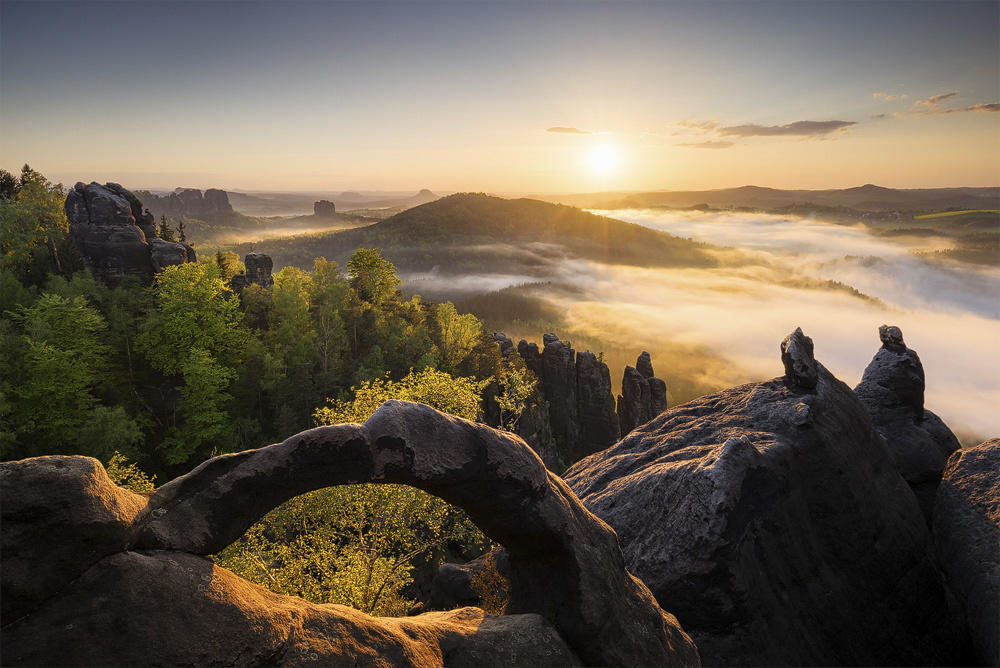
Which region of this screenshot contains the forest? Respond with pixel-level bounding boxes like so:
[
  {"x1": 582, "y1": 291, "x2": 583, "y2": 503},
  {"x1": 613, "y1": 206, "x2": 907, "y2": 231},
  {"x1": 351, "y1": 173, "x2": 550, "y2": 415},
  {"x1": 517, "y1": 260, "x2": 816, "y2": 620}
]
[{"x1": 0, "y1": 166, "x2": 531, "y2": 614}]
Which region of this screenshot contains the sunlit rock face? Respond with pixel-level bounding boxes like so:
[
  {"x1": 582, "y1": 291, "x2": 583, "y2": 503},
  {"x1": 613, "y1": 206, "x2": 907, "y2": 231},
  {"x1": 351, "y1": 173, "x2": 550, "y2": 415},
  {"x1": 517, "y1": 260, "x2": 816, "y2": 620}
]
[
  {"x1": 0, "y1": 402, "x2": 698, "y2": 667},
  {"x1": 565, "y1": 328, "x2": 971, "y2": 667},
  {"x1": 933, "y1": 439, "x2": 1000, "y2": 667},
  {"x1": 64, "y1": 181, "x2": 194, "y2": 284},
  {"x1": 855, "y1": 325, "x2": 960, "y2": 521}
]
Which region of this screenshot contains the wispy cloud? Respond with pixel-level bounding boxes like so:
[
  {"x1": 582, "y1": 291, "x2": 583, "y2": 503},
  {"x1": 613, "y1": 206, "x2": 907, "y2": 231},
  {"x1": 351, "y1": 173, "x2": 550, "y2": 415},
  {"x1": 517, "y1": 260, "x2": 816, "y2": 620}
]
[
  {"x1": 718, "y1": 120, "x2": 856, "y2": 137},
  {"x1": 547, "y1": 126, "x2": 592, "y2": 134},
  {"x1": 675, "y1": 119, "x2": 720, "y2": 133},
  {"x1": 899, "y1": 91, "x2": 999, "y2": 116},
  {"x1": 873, "y1": 92, "x2": 908, "y2": 101},
  {"x1": 675, "y1": 140, "x2": 734, "y2": 149}
]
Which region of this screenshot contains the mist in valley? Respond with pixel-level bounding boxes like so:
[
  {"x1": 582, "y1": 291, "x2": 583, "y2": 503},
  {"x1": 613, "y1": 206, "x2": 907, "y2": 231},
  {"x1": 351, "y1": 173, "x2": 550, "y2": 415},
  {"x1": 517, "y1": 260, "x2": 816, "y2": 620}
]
[{"x1": 397, "y1": 209, "x2": 998, "y2": 442}]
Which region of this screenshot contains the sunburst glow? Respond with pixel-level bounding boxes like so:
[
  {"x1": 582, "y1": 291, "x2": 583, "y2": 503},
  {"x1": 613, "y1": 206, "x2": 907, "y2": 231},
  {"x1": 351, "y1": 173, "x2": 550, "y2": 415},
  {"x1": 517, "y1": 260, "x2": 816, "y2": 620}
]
[{"x1": 588, "y1": 145, "x2": 620, "y2": 175}]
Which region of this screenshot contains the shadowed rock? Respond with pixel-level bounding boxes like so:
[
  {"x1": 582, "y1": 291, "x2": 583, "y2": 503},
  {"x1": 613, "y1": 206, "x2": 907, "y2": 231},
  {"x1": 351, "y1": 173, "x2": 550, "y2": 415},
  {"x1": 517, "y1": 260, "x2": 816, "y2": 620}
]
[
  {"x1": 245, "y1": 252, "x2": 274, "y2": 288},
  {"x1": 933, "y1": 439, "x2": 1000, "y2": 667},
  {"x1": 314, "y1": 199, "x2": 337, "y2": 216},
  {"x1": 129, "y1": 401, "x2": 697, "y2": 666},
  {"x1": 780, "y1": 326, "x2": 818, "y2": 390},
  {"x1": 564, "y1": 328, "x2": 970, "y2": 666},
  {"x1": 3, "y1": 403, "x2": 697, "y2": 666},
  {"x1": 617, "y1": 352, "x2": 669, "y2": 436},
  {"x1": 64, "y1": 181, "x2": 194, "y2": 283},
  {"x1": 855, "y1": 325, "x2": 960, "y2": 521}
]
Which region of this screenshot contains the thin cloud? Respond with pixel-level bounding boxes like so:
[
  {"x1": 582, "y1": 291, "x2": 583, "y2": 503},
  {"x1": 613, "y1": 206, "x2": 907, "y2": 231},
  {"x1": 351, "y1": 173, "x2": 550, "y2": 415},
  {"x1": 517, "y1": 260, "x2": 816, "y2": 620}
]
[
  {"x1": 718, "y1": 120, "x2": 856, "y2": 137},
  {"x1": 676, "y1": 119, "x2": 720, "y2": 133},
  {"x1": 547, "y1": 126, "x2": 592, "y2": 134},
  {"x1": 901, "y1": 91, "x2": 999, "y2": 115},
  {"x1": 675, "y1": 140, "x2": 735, "y2": 149},
  {"x1": 873, "y1": 92, "x2": 908, "y2": 101}
]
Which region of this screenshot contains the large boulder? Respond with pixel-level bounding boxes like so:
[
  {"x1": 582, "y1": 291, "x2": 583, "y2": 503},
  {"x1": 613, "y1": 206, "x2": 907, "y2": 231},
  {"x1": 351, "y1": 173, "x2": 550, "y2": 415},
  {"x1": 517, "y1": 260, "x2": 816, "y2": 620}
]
[
  {"x1": 855, "y1": 325, "x2": 960, "y2": 520},
  {"x1": 2, "y1": 403, "x2": 698, "y2": 667},
  {"x1": 934, "y1": 439, "x2": 1000, "y2": 666},
  {"x1": 0, "y1": 456, "x2": 147, "y2": 626},
  {"x1": 565, "y1": 328, "x2": 969, "y2": 666},
  {"x1": 245, "y1": 252, "x2": 274, "y2": 288},
  {"x1": 64, "y1": 181, "x2": 194, "y2": 283}
]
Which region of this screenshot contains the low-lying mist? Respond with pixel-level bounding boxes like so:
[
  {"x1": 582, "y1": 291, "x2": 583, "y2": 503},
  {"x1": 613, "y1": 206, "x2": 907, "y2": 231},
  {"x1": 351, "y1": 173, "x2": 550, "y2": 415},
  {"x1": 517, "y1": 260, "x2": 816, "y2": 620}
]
[{"x1": 409, "y1": 209, "x2": 998, "y2": 441}]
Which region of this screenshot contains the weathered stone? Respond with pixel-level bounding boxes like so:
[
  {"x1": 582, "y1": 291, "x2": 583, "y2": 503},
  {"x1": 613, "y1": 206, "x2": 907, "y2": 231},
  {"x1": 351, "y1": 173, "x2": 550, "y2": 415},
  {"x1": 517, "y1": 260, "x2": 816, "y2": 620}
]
[
  {"x1": 3, "y1": 550, "x2": 581, "y2": 667},
  {"x1": 780, "y1": 326, "x2": 818, "y2": 390},
  {"x1": 933, "y1": 439, "x2": 1000, "y2": 667},
  {"x1": 855, "y1": 325, "x2": 960, "y2": 521},
  {"x1": 314, "y1": 199, "x2": 337, "y2": 216},
  {"x1": 0, "y1": 456, "x2": 146, "y2": 626},
  {"x1": 617, "y1": 352, "x2": 668, "y2": 436},
  {"x1": 565, "y1": 328, "x2": 970, "y2": 666},
  {"x1": 245, "y1": 252, "x2": 274, "y2": 288},
  {"x1": 129, "y1": 401, "x2": 698, "y2": 666},
  {"x1": 540, "y1": 337, "x2": 580, "y2": 458},
  {"x1": 64, "y1": 181, "x2": 194, "y2": 283},
  {"x1": 575, "y1": 351, "x2": 620, "y2": 460}
]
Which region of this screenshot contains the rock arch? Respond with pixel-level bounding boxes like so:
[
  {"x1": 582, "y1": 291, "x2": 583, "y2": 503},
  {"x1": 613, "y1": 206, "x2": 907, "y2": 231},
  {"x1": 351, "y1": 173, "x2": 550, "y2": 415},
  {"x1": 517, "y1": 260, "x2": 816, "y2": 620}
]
[{"x1": 131, "y1": 400, "x2": 697, "y2": 667}]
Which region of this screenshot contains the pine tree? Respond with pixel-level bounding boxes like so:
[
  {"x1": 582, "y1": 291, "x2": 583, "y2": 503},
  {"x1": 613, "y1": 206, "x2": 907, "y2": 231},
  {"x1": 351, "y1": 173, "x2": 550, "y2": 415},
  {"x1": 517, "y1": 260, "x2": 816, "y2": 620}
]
[{"x1": 157, "y1": 215, "x2": 176, "y2": 242}]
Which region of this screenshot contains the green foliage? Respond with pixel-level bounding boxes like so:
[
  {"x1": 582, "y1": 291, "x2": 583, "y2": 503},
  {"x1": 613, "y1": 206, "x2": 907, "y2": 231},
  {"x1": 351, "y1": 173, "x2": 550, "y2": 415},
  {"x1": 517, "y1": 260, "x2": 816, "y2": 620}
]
[
  {"x1": 1, "y1": 293, "x2": 142, "y2": 460},
  {"x1": 495, "y1": 354, "x2": 537, "y2": 431},
  {"x1": 433, "y1": 302, "x2": 481, "y2": 373},
  {"x1": 470, "y1": 552, "x2": 510, "y2": 615},
  {"x1": 347, "y1": 248, "x2": 400, "y2": 305},
  {"x1": 219, "y1": 367, "x2": 490, "y2": 616},
  {"x1": 105, "y1": 451, "x2": 157, "y2": 493},
  {"x1": 157, "y1": 216, "x2": 176, "y2": 242},
  {"x1": 314, "y1": 367, "x2": 488, "y2": 425},
  {"x1": 0, "y1": 165, "x2": 71, "y2": 284}
]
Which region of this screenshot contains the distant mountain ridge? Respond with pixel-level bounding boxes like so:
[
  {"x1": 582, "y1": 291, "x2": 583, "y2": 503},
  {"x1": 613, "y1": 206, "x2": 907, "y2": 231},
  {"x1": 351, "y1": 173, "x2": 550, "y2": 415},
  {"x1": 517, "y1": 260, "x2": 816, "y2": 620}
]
[
  {"x1": 544, "y1": 184, "x2": 1000, "y2": 212},
  {"x1": 226, "y1": 189, "x2": 441, "y2": 217}
]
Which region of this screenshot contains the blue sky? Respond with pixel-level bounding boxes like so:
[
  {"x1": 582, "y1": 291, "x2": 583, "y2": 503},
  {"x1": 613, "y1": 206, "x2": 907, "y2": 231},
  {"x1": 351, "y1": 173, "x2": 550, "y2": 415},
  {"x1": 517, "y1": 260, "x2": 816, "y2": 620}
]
[{"x1": 2, "y1": 1, "x2": 997, "y2": 191}]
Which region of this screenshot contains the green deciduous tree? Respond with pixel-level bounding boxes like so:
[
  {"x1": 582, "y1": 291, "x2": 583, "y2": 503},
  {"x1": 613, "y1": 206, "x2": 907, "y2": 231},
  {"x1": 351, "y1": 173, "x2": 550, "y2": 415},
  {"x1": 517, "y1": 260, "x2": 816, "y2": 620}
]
[{"x1": 347, "y1": 248, "x2": 399, "y2": 305}]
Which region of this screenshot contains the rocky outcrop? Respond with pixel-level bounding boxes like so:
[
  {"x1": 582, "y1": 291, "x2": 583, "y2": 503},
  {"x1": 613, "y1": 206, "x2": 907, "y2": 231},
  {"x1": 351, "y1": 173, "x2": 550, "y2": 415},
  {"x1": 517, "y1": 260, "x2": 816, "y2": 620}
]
[
  {"x1": 855, "y1": 325, "x2": 960, "y2": 520},
  {"x1": 0, "y1": 456, "x2": 147, "y2": 626},
  {"x1": 64, "y1": 181, "x2": 194, "y2": 283},
  {"x1": 617, "y1": 351, "x2": 668, "y2": 436},
  {"x1": 141, "y1": 187, "x2": 234, "y2": 219},
  {"x1": 2, "y1": 402, "x2": 698, "y2": 667},
  {"x1": 231, "y1": 252, "x2": 275, "y2": 292},
  {"x1": 933, "y1": 439, "x2": 1000, "y2": 667},
  {"x1": 564, "y1": 328, "x2": 969, "y2": 666},
  {"x1": 314, "y1": 199, "x2": 337, "y2": 216}
]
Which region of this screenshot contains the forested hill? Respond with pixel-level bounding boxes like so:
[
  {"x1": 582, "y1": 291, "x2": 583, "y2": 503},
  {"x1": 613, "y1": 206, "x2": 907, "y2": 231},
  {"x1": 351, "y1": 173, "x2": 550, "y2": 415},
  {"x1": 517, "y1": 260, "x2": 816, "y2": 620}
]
[{"x1": 236, "y1": 193, "x2": 723, "y2": 274}]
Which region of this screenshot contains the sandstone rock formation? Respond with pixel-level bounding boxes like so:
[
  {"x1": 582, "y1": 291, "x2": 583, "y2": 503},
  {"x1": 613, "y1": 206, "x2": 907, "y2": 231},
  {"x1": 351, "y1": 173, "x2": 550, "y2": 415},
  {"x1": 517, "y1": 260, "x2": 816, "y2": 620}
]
[
  {"x1": 933, "y1": 439, "x2": 1000, "y2": 666},
  {"x1": 855, "y1": 325, "x2": 960, "y2": 520},
  {"x1": 64, "y1": 181, "x2": 194, "y2": 283},
  {"x1": 494, "y1": 333, "x2": 620, "y2": 464},
  {"x1": 231, "y1": 252, "x2": 276, "y2": 292},
  {"x1": 564, "y1": 328, "x2": 969, "y2": 666},
  {"x1": 141, "y1": 187, "x2": 234, "y2": 219},
  {"x1": 617, "y1": 351, "x2": 668, "y2": 436},
  {"x1": 314, "y1": 199, "x2": 337, "y2": 216},
  {"x1": 2, "y1": 402, "x2": 698, "y2": 667}
]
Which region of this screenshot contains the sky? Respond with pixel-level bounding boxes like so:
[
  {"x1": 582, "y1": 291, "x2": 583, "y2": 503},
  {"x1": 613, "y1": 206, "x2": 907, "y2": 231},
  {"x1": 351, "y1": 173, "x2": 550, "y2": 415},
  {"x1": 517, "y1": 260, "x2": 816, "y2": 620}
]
[{"x1": 2, "y1": 0, "x2": 998, "y2": 192}]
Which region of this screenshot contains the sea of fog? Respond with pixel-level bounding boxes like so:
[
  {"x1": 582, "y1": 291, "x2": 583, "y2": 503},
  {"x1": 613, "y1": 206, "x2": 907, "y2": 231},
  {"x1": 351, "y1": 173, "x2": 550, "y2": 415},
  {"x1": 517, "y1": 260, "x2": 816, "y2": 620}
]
[{"x1": 577, "y1": 209, "x2": 1000, "y2": 441}]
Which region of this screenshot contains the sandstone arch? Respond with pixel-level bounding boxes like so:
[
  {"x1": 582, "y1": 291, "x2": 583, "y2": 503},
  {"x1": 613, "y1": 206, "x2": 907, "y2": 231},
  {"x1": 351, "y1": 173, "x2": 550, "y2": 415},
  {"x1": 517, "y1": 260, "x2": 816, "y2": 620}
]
[{"x1": 127, "y1": 400, "x2": 696, "y2": 666}]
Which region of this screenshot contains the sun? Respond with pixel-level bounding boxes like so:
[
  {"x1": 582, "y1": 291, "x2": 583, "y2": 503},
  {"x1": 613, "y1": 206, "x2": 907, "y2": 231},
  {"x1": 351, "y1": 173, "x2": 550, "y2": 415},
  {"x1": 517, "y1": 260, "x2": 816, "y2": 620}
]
[{"x1": 588, "y1": 144, "x2": 620, "y2": 174}]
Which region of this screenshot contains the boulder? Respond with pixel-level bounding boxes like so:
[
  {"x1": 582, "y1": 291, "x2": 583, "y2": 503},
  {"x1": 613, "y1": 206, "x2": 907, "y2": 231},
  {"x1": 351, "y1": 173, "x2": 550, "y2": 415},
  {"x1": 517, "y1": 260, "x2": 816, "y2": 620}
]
[
  {"x1": 0, "y1": 456, "x2": 147, "y2": 626},
  {"x1": 855, "y1": 325, "x2": 960, "y2": 520},
  {"x1": 150, "y1": 237, "x2": 195, "y2": 272},
  {"x1": 314, "y1": 199, "x2": 337, "y2": 216},
  {"x1": 933, "y1": 439, "x2": 1000, "y2": 666},
  {"x1": 565, "y1": 328, "x2": 969, "y2": 666}
]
